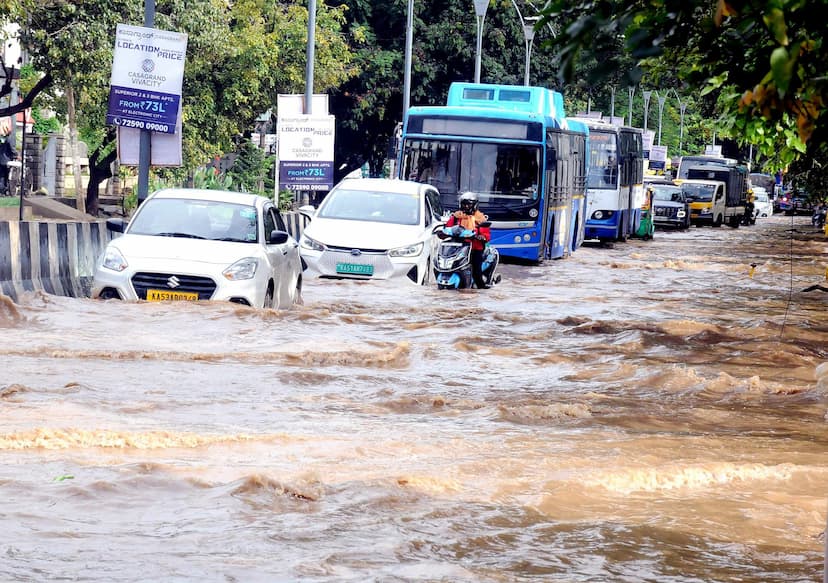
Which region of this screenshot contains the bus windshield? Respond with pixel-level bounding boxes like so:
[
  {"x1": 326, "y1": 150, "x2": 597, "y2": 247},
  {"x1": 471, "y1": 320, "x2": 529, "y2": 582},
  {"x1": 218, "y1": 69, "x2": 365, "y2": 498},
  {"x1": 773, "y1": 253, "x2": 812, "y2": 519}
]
[
  {"x1": 585, "y1": 130, "x2": 618, "y2": 189},
  {"x1": 681, "y1": 183, "x2": 715, "y2": 202},
  {"x1": 402, "y1": 139, "x2": 541, "y2": 221}
]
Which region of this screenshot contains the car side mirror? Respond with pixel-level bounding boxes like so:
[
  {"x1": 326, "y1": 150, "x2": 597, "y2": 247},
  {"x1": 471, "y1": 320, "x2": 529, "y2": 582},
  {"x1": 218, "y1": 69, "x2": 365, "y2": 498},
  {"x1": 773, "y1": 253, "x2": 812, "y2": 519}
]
[
  {"x1": 106, "y1": 217, "x2": 127, "y2": 233},
  {"x1": 269, "y1": 230, "x2": 289, "y2": 245}
]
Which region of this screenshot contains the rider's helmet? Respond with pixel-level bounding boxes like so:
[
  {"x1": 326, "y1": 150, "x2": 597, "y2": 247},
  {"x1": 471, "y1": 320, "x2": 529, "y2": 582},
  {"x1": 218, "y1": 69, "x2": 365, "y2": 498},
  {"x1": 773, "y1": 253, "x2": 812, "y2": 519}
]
[{"x1": 459, "y1": 191, "x2": 479, "y2": 215}]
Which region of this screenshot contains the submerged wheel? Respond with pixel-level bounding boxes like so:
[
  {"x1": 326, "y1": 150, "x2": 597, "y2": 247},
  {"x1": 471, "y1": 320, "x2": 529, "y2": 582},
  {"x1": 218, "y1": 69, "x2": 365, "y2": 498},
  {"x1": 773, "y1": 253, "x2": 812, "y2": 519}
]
[
  {"x1": 263, "y1": 284, "x2": 274, "y2": 309},
  {"x1": 292, "y1": 276, "x2": 304, "y2": 306},
  {"x1": 420, "y1": 257, "x2": 432, "y2": 286}
]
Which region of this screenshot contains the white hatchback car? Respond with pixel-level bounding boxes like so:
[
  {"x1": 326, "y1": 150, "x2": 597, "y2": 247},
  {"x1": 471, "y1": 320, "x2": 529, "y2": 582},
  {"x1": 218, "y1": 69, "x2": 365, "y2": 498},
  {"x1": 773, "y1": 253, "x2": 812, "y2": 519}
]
[
  {"x1": 298, "y1": 178, "x2": 445, "y2": 284},
  {"x1": 752, "y1": 187, "x2": 774, "y2": 219},
  {"x1": 92, "y1": 188, "x2": 303, "y2": 309}
]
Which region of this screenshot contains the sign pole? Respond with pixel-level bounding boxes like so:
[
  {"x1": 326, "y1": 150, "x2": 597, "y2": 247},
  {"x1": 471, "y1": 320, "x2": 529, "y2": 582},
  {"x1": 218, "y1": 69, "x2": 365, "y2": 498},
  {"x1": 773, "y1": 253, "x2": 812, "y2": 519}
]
[
  {"x1": 18, "y1": 104, "x2": 26, "y2": 221},
  {"x1": 136, "y1": 0, "x2": 155, "y2": 208}
]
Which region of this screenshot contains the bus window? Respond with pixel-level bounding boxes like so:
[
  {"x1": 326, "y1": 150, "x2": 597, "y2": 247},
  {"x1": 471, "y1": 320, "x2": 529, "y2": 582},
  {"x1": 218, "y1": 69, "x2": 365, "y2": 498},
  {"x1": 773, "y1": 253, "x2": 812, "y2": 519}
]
[{"x1": 586, "y1": 130, "x2": 618, "y2": 189}]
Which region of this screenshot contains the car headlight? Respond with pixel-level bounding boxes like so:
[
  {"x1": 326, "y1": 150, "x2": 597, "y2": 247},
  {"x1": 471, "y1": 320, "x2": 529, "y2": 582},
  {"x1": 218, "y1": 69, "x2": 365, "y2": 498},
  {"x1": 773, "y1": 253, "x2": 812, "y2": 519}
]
[
  {"x1": 300, "y1": 234, "x2": 326, "y2": 252},
  {"x1": 101, "y1": 246, "x2": 128, "y2": 272},
  {"x1": 677, "y1": 210, "x2": 686, "y2": 217},
  {"x1": 389, "y1": 242, "x2": 424, "y2": 258},
  {"x1": 593, "y1": 210, "x2": 603, "y2": 220},
  {"x1": 223, "y1": 257, "x2": 258, "y2": 281}
]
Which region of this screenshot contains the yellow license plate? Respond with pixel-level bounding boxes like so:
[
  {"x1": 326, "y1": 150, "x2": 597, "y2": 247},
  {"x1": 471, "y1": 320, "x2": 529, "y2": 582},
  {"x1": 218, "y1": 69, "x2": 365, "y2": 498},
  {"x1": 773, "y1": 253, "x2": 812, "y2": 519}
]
[{"x1": 146, "y1": 289, "x2": 199, "y2": 302}]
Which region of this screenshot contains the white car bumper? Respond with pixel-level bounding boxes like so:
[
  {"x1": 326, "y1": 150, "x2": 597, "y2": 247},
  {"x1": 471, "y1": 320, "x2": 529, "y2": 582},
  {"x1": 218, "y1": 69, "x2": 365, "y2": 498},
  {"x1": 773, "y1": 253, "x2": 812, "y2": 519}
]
[
  {"x1": 301, "y1": 248, "x2": 427, "y2": 283},
  {"x1": 91, "y1": 258, "x2": 268, "y2": 307}
]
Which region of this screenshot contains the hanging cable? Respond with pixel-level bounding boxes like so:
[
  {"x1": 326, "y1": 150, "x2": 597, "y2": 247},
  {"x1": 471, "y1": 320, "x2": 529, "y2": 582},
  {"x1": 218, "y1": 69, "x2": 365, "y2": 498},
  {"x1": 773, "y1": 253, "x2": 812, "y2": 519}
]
[{"x1": 778, "y1": 211, "x2": 796, "y2": 341}]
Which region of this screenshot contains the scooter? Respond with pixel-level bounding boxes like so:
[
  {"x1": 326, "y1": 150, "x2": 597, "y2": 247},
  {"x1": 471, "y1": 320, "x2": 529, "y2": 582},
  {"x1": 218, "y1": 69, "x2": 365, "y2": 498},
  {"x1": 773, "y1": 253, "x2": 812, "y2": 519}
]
[
  {"x1": 811, "y1": 206, "x2": 826, "y2": 229},
  {"x1": 433, "y1": 224, "x2": 501, "y2": 289}
]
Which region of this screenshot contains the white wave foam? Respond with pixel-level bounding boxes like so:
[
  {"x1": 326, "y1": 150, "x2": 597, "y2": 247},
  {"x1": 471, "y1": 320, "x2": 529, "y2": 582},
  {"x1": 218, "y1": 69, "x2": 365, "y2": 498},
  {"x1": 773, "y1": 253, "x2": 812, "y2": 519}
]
[{"x1": 585, "y1": 462, "x2": 795, "y2": 494}]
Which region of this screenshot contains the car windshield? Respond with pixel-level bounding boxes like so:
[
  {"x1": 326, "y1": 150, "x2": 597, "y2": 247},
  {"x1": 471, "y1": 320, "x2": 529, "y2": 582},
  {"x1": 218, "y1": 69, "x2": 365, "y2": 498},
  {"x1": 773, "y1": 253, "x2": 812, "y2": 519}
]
[
  {"x1": 128, "y1": 198, "x2": 259, "y2": 243},
  {"x1": 651, "y1": 186, "x2": 684, "y2": 202},
  {"x1": 681, "y1": 183, "x2": 715, "y2": 202},
  {"x1": 319, "y1": 189, "x2": 421, "y2": 225},
  {"x1": 755, "y1": 193, "x2": 770, "y2": 202}
]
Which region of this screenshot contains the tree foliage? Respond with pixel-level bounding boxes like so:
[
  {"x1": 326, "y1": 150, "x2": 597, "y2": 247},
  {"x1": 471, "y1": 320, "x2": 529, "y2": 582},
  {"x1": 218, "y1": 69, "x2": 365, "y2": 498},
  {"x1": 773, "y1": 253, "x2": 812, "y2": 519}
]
[
  {"x1": 4, "y1": 0, "x2": 826, "y2": 201},
  {"x1": 329, "y1": 0, "x2": 567, "y2": 178},
  {"x1": 537, "y1": 0, "x2": 827, "y2": 180},
  {"x1": 2, "y1": 0, "x2": 356, "y2": 212}
]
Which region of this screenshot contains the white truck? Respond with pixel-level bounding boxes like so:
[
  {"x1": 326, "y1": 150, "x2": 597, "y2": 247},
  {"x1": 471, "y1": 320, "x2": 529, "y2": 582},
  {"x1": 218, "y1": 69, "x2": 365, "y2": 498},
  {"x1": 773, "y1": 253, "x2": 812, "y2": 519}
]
[{"x1": 676, "y1": 161, "x2": 748, "y2": 228}]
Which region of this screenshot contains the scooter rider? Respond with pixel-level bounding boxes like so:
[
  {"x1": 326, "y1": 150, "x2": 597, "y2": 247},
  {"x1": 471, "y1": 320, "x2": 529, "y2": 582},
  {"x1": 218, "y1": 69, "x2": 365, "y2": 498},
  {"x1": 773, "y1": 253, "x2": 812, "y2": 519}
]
[
  {"x1": 445, "y1": 191, "x2": 491, "y2": 288},
  {"x1": 812, "y1": 202, "x2": 827, "y2": 229}
]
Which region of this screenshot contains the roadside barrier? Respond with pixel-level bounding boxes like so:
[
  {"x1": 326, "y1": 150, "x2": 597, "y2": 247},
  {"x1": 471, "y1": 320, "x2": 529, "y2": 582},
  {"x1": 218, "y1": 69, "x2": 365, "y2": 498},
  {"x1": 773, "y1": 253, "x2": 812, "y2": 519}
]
[
  {"x1": 283, "y1": 211, "x2": 307, "y2": 241},
  {"x1": 0, "y1": 220, "x2": 112, "y2": 301},
  {"x1": 0, "y1": 212, "x2": 307, "y2": 302}
]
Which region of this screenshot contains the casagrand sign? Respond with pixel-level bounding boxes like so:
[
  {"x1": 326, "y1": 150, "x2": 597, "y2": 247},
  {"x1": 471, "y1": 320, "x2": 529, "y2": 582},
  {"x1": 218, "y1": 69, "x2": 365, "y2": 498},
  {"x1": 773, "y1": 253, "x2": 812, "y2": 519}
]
[
  {"x1": 107, "y1": 24, "x2": 187, "y2": 134},
  {"x1": 277, "y1": 115, "x2": 335, "y2": 191}
]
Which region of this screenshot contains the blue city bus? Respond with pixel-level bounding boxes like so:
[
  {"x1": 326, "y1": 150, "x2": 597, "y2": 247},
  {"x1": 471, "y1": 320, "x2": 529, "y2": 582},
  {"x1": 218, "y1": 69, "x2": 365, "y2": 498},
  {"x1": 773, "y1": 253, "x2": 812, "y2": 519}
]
[
  {"x1": 398, "y1": 82, "x2": 589, "y2": 262},
  {"x1": 568, "y1": 117, "x2": 644, "y2": 242}
]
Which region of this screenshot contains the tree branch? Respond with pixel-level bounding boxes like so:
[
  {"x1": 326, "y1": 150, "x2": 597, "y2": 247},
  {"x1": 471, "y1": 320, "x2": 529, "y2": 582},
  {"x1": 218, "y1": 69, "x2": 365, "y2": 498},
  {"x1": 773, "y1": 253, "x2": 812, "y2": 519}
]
[{"x1": 0, "y1": 71, "x2": 54, "y2": 117}]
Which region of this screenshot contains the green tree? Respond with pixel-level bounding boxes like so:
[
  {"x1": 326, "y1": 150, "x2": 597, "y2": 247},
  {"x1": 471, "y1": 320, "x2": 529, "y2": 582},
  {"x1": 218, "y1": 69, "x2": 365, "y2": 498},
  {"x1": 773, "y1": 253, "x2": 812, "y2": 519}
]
[
  {"x1": 3, "y1": 0, "x2": 355, "y2": 214},
  {"x1": 536, "y1": 0, "x2": 827, "y2": 180},
  {"x1": 329, "y1": 0, "x2": 569, "y2": 179}
]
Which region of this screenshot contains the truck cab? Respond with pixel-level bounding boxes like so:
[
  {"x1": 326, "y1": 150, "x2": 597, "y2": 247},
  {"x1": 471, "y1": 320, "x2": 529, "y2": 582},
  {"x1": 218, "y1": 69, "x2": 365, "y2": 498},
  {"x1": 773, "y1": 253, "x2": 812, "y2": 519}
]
[{"x1": 675, "y1": 162, "x2": 747, "y2": 228}]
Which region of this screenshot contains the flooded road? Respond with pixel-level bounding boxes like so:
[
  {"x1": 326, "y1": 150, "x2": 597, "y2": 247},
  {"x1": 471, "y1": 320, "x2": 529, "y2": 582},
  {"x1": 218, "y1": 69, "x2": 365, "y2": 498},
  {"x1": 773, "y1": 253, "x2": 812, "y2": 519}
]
[{"x1": 1, "y1": 214, "x2": 827, "y2": 582}]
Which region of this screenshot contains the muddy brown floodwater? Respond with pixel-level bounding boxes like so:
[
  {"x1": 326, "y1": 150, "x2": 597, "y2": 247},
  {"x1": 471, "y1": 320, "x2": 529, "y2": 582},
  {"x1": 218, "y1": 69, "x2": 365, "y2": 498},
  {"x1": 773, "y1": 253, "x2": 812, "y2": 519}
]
[{"x1": 1, "y1": 214, "x2": 827, "y2": 582}]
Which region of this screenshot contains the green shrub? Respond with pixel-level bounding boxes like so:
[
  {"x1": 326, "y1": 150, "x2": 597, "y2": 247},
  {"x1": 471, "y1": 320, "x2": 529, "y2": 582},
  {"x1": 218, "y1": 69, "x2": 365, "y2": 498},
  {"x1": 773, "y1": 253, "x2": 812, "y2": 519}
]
[
  {"x1": 191, "y1": 167, "x2": 235, "y2": 190},
  {"x1": 278, "y1": 189, "x2": 294, "y2": 212}
]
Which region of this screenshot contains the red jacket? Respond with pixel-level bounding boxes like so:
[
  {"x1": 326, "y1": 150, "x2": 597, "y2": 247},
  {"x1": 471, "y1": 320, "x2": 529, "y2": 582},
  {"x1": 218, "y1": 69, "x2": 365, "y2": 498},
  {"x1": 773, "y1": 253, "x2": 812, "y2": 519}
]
[{"x1": 446, "y1": 210, "x2": 490, "y2": 251}]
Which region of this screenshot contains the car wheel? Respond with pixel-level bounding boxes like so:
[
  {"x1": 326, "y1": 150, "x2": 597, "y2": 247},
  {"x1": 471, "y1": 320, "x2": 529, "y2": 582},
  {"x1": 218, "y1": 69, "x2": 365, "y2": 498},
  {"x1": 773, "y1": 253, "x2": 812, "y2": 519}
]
[
  {"x1": 292, "y1": 276, "x2": 304, "y2": 306},
  {"x1": 420, "y1": 257, "x2": 432, "y2": 286},
  {"x1": 263, "y1": 284, "x2": 274, "y2": 309}
]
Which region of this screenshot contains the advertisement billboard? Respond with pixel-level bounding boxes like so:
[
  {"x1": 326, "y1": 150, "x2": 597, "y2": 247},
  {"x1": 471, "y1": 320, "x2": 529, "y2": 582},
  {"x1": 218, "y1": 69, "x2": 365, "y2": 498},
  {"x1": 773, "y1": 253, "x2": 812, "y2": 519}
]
[
  {"x1": 276, "y1": 115, "x2": 335, "y2": 192},
  {"x1": 107, "y1": 24, "x2": 188, "y2": 134}
]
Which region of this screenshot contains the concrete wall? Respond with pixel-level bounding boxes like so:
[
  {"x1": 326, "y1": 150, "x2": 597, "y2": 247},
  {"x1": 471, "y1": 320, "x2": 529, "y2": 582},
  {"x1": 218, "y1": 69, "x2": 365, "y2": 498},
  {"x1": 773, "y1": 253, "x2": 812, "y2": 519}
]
[
  {"x1": 0, "y1": 220, "x2": 111, "y2": 301},
  {"x1": 0, "y1": 212, "x2": 307, "y2": 302}
]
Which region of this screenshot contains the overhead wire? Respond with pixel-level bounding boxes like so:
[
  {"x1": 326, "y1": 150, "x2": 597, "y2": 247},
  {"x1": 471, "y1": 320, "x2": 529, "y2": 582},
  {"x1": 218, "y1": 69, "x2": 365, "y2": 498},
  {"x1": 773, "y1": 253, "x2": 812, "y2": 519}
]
[{"x1": 778, "y1": 210, "x2": 795, "y2": 341}]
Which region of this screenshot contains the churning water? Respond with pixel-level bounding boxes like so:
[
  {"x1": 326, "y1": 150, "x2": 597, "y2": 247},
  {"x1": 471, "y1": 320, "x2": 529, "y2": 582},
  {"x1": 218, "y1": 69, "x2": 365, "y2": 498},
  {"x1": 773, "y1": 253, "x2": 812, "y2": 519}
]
[{"x1": 1, "y1": 214, "x2": 826, "y2": 582}]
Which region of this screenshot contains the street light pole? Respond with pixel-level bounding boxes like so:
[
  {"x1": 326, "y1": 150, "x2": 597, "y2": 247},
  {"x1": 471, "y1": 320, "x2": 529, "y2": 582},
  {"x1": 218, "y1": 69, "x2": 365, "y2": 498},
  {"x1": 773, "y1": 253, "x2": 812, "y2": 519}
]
[
  {"x1": 642, "y1": 90, "x2": 652, "y2": 133},
  {"x1": 627, "y1": 86, "x2": 635, "y2": 126},
  {"x1": 473, "y1": 0, "x2": 489, "y2": 83},
  {"x1": 136, "y1": 0, "x2": 155, "y2": 207},
  {"x1": 672, "y1": 90, "x2": 687, "y2": 154},
  {"x1": 610, "y1": 86, "x2": 616, "y2": 118},
  {"x1": 402, "y1": 0, "x2": 414, "y2": 119},
  {"x1": 304, "y1": 0, "x2": 316, "y2": 115},
  {"x1": 522, "y1": 16, "x2": 539, "y2": 86},
  {"x1": 657, "y1": 91, "x2": 667, "y2": 145}
]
